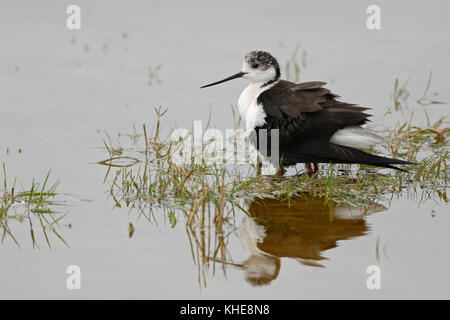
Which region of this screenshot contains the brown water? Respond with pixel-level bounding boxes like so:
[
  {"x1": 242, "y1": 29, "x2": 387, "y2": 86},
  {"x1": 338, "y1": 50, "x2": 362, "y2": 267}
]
[{"x1": 0, "y1": 0, "x2": 449, "y2": 299}]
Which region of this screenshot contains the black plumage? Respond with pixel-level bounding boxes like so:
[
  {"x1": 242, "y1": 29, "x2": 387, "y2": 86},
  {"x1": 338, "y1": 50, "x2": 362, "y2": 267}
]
[
  {"x1": 254, "y1": 80, "x2": 412, "y2": 170},
  {"x1": 200, "y1": 50, "x2": 412, "y2": 172}
]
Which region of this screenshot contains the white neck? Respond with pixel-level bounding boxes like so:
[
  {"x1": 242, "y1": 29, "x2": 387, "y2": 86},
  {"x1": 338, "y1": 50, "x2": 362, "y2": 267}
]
[{"x1": 238, "y1": 80, "x2": 279, "y2": 134}]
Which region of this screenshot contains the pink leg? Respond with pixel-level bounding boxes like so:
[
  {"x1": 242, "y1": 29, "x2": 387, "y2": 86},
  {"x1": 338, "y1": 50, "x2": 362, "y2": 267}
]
[
  {"x1": 306, "y1": 163, "x2": 314, "y2": 176},
  {"x1": 313, "y1": 163, "x2": 319, "y2": 173}
]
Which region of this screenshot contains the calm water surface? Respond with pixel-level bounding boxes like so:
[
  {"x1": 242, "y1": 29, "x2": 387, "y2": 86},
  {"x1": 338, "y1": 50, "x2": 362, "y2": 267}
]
[{"x1": 0, "y1": 0, "x2": 449, "y2": 299}]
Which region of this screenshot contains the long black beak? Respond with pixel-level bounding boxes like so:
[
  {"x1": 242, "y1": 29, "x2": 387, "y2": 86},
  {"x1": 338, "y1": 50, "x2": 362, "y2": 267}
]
[{"x1": 200, "y1": 71, "x2": 247, "y2": 89}]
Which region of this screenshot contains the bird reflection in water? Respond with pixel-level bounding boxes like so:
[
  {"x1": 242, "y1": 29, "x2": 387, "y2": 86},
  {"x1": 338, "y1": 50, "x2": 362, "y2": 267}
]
[{"x1": 237, "y1": 197, "x2": 386, "y2": 286}]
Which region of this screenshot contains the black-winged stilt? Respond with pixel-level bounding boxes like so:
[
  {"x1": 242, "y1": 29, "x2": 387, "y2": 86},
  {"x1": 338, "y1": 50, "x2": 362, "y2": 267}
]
[{"x1": 201, "y1": 50, "x2": 412, "y2": 175}]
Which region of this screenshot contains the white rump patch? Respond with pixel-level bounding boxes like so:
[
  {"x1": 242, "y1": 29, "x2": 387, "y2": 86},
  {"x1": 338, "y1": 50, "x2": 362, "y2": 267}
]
[{"x1": 330, "y1": 126, "x2": 385, "y2": 149}]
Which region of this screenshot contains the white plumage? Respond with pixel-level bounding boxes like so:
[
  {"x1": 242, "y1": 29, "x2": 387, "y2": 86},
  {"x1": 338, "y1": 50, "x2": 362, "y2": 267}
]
[
  {"x1": 238, "y1": 81, "x2": 277, "y2": 135},
  {"x1": 330, "y1": 126, "x2": 385, "y2": 149}
]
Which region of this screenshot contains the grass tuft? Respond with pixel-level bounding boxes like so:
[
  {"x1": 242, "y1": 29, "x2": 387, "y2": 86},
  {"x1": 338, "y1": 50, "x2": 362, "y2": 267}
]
[{"x1": 0, "y1": 166, "x2": 69, "y2": 248}]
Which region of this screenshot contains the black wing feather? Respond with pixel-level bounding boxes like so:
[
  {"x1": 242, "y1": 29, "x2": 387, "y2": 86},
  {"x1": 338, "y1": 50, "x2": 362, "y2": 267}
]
[
  {"x1": 254, "y1": 80, "x2": 412, "y2": 168},
  {"x1": 258, "y1": 80, "x2": 372, "y2": 145}
]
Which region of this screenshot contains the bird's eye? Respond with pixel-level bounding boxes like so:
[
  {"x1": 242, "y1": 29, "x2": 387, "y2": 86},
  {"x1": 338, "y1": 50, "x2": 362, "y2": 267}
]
[{"x1": 252, "y1": 63, "x2": 260, "y2": 69}]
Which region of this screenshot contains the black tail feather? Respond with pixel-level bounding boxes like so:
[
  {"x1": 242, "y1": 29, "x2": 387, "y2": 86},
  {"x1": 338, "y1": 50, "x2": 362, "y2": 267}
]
[
  {"x1": 358, "y1": 152, "x2": 413, "y2": 171},
  {"x1": 278, "y1": 139, "x2": 414, "y2": 171},
  {"x1": 323, "y1": 143, "x2": 414, "y2": 170}
]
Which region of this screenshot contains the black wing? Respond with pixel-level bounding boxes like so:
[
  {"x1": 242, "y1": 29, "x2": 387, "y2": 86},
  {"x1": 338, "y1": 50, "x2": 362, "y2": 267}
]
[
  {"x1": 255, "y1": 80, "x2": 412, "y2": 168},
  {"x1": 256, "y1": 80, "x2": 371, "y2": 144}
]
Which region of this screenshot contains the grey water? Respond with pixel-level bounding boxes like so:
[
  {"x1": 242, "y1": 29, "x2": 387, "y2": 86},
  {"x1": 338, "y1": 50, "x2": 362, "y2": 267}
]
[{"x1": 0, "y1": 0, "x2": 449, "y2": 299}]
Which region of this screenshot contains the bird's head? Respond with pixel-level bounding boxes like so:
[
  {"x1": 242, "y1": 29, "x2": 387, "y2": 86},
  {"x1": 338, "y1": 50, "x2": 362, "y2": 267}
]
[
  {"x1": 242, "y1": 50, "x2": 280, "y2": 84},
  {"x1": 201, "y1": 50, "x2": 280, "y2": 88}
]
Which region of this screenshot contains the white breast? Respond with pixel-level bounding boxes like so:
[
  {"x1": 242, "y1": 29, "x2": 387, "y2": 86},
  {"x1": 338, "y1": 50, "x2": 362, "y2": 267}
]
[{"x1": 238, "y1": 82, "x2": 276, "y2": 135}]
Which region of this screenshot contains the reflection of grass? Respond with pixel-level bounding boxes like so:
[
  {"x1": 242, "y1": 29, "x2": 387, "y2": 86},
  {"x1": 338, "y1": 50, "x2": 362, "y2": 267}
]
[
  {"x1": 0, "y1": 165, "x2": 69, "y2": 248},
  {"x1": 97, "y1": 75, "x2": 448, "y2": 232},
  {"x1": 99, "y1": 107, "x2": 447, "y2": 219},
  {"x1": 97, "y1": 72, "x2": 448, "y2": 288},
  {"x1": 417, "y1": 70, "x2": 445, "y2": 106},
  {"x1": 391, "y1": 77, "x2": 411, "y2": 112}
]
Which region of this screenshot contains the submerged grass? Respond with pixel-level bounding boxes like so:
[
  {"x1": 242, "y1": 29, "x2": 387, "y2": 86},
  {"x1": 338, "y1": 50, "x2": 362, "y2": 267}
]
[
  {"x1": 99, "y1": 111, "x2": 448, "y2": 218},
  {"x1": 97, "y1": 73, "x2": 448, "y2": 231},
  {"x1": 97, "y1": 72, "x2": 448, "y2": 288},
  {"x1": 0, "y1": 164, "x2": 69, "y2": 248}
]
